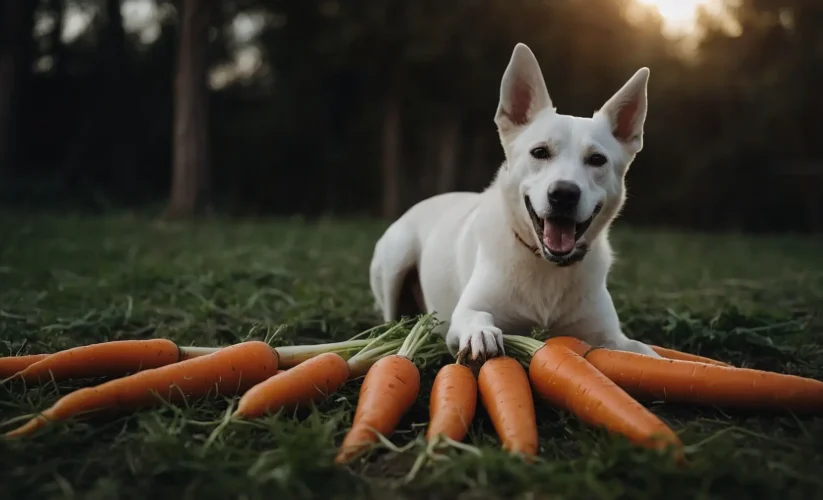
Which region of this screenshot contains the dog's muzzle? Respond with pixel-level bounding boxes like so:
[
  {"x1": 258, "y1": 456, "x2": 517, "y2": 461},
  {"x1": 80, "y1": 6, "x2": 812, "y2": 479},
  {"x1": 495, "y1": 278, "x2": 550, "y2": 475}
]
[{"x1": 524, "y1": 196, "x2": 601, "y2": 266}]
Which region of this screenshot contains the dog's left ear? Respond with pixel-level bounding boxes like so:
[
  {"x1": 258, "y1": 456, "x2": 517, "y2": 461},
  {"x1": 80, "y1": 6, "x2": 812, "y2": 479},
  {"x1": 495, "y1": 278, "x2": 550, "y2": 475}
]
[
  {"x1": 598, "y1": 67, "x2": 650, "y2": 154},
  {"x1": 495, "y1": 43, "x2": 553, "y2": 138}
]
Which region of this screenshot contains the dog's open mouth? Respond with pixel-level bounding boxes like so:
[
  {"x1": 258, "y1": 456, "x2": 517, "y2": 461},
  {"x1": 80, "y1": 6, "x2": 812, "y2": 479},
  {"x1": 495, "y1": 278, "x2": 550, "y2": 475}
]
[{"x1": 525, "y1": 197, "x2": 601, "y2": 256}]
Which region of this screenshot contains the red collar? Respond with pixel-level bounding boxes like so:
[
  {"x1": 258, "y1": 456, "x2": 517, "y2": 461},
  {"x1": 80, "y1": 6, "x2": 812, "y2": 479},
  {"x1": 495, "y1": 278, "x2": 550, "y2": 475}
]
[{"x1": 514, "y1": 230, "x2": 541, "y2": 256}]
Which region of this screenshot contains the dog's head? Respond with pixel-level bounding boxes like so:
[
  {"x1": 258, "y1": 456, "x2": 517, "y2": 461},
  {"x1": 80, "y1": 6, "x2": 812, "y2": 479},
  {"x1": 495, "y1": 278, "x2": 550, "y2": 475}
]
[{"x1": 494, "y1": 43, "x2": 649, "y2": 266}]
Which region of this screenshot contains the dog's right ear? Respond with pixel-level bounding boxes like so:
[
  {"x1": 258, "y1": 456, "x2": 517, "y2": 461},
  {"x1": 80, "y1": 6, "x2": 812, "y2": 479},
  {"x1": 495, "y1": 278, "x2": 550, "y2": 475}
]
[{"x1": 494, "y1": 43, "x2": 553, "y2": 137}]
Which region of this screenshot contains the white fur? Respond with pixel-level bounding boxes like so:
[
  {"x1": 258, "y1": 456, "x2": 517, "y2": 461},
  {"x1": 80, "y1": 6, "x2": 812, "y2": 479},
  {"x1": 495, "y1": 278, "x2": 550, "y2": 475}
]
[{"x1": 369, "y1": 43, "x2": 660, "y2": 360}]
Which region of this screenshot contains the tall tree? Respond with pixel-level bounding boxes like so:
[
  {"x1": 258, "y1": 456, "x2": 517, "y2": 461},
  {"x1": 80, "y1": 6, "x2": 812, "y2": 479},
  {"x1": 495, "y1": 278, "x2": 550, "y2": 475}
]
[
  {"x1": 43, "y1": 0, "x2": 66, "y2": 78},
  {"x1": 0, "y1": 0, "x2": 36, "y2": 177},
  {"x1": 164, "y1": 0, "x2": 213, "y2": 219},
  {"x1": 380, "y1": 94, "x2": 402, "y2": 219},
  {"x1": 433, "y1": 109, "x2": 461, "y2": 195}
]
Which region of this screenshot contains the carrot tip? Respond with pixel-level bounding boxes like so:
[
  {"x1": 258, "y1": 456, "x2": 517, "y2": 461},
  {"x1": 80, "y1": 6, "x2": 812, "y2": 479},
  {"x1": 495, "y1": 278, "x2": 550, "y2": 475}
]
[
  {"x1": 3, "y1": 418, "x2": 45, "y2": 439},
  {"x1": 334, "y1": 440, "x2": 374, "y2": 465}
]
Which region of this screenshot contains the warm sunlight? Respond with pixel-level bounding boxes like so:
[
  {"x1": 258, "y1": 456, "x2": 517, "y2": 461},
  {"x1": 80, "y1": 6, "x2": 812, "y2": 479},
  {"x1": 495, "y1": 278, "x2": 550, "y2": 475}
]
[{"x1": 635, "y1": 0, "x2": 714, "y2": 34}]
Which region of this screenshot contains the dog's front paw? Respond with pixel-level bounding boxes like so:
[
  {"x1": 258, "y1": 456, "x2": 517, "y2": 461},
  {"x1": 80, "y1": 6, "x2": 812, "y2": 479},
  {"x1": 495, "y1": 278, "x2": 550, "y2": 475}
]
[{"x1": 447, "y1": 324, "x2": 504, "y2": 361}]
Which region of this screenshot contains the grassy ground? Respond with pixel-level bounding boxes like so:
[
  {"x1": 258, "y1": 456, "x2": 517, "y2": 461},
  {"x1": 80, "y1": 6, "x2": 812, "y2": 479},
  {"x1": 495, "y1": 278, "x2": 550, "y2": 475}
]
[{"x1": 1, "y1": 212, "x2": 822, "y2": 500}]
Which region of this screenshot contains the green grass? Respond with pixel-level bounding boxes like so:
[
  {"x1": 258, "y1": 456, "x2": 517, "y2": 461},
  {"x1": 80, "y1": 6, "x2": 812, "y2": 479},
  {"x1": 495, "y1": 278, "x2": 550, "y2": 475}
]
[{"x1": 1, "y1": 212, "x2": 822, "y2": 500}]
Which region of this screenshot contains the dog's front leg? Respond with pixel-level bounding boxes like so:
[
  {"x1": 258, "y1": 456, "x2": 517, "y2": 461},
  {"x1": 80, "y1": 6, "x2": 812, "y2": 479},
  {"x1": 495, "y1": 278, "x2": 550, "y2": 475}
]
[
  {"x1": 445, "y1": 269, "x2": 505, "y2": 361},
  {"x1": 576, "y1": 287, "x2": 661, "y2": 358}
]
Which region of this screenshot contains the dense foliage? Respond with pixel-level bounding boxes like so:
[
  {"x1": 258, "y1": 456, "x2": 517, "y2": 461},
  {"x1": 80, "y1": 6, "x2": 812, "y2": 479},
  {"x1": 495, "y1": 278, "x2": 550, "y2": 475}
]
[{"x1": 2, "y1": 0, "x2": 821, "y2": 231}]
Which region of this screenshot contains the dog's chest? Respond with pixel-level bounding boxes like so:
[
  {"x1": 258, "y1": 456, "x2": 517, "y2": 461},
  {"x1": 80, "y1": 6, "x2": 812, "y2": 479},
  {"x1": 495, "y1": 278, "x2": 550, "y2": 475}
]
[{"x1": 497, "y1": 269, "x2": 584, "y2": 331}]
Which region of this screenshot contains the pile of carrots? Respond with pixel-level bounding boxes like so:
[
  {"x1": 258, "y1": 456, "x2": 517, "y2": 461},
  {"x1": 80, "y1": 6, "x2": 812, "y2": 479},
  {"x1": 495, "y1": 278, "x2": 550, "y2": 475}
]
[{"x1": 3, "y1": 318, "x2": 823, "y2": 466}]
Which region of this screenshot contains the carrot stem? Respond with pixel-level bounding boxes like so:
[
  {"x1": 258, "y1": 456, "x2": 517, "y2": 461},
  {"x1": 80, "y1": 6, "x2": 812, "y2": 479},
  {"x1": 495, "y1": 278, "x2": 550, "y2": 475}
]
[
  {"x1": 179, "y1": 339, "x2": 372, "y2": 366},
  {"x1": 502, "y1": 334, "x2": 545, "y2": 360},
  {"x1": 396, "y1": 314, "x2": 436, "y2": 360},
  {"x1": 274, "y1": 340, "x2": 370, "y2": 368},
  {"x1": 345, "y1": 318, "x2": 421, "y2": 377}
]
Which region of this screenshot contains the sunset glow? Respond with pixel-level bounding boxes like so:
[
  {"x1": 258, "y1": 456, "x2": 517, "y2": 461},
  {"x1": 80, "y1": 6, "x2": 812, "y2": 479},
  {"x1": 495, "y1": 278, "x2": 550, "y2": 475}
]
[{"x1": 634, "y1": 0, "x2": 716, "y2": 34}]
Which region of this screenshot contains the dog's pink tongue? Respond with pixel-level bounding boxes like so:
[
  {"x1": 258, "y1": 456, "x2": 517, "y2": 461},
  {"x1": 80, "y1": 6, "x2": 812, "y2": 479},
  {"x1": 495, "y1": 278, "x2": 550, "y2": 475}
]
[{"x1": 543, "y1": 220, "x2": 576, "y2": 254}]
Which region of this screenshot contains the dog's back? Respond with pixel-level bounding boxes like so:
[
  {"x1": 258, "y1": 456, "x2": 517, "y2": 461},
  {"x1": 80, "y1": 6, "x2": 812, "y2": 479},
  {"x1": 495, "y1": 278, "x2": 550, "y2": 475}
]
[{"x1": 369, "y1": 191, "x2": 482, "y2": 322}]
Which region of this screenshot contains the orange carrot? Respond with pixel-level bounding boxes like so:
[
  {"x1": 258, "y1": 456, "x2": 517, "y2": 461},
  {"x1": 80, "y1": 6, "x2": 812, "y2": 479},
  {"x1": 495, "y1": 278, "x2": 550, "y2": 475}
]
[
  {"x1": 5, "y1": 340, "x2": 279, "y2": 438},
  {"x1": 527, "y1": 340, "x2": 682, "y2": 456},
  {"x1": 651, "y1": 345, "x2": 731, "y2": 367},
  {"x1": 1, "y1": 336, "x2": 373, "y2": 387},
  {"x1": 233, "y1": 319, "x2": 418, "y2": 421},
  {"x1": 0, "y1": 354, "x2": 50, "y2": 379},
  {"x1": 233, "y1": 352, "x2": 350, "y2": 418},
  {"x1": 477, "y1": 356, "x2": 538, "y2": 457},
  {"x1": 178, "y1": 339, "x2": 371, "y2": 368},
  {"x1": 334, "y1": 354, "x2": 420, "y2": 464},
  {"x1": 334, "y1": 315, "x2": 437, "y2": 464},
  {"x1": 5, "y1": 339, "x2": 181, "y2": 385},
  {"x1": 426, "y1": 361, "x2": 477, "y2": 444},
  {"x1": 548, "y1": 336, "x2": 823, "y2": 413}
]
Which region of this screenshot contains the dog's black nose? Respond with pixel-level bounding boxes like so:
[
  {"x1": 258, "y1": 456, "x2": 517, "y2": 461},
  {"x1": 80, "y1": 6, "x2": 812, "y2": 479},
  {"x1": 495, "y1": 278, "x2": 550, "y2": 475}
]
[{"x1": 548, "y1": 181, "x2": 581, "y2": 210}]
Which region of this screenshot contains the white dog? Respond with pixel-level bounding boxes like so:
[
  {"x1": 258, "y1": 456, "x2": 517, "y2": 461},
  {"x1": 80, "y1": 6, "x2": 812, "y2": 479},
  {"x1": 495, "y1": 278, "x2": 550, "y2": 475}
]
[{"x1": 369, "y1": 42, "x2": 661, "y2": 361}]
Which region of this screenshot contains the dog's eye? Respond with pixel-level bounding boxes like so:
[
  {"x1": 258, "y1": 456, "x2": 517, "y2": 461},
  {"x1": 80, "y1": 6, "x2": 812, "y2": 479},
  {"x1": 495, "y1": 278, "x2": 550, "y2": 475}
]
[
  {"x1": 530, "y1": 146, "x2": 551, "y2": 160},
  {"x1": 586, "y1": 153, "x2": 608, "y2": 166}
]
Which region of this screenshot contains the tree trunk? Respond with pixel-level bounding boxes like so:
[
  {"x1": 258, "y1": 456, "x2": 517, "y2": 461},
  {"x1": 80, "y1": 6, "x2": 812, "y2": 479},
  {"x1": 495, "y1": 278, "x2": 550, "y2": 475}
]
[
  {"x1": 0, "y1": 0, "x2": 36, "y2": 178},
  {"x1": 417, "y1": 126, "x2": 436, "y2": 200},
  {"x1": 164, "y1": 0, "x2": 213, "y2": 220},
  {"x1": 434, "y1": 111, "x2": 461, "y2": 194},
  {"x1": 380, "y1": 95, "x2": 402, "y2": 219},
  {"x1": 466, "y1": 127, "x2": 489, "y2": 191},
  {"x1": 45, "y1": 0, "x2": 65, "y2": 77},
  {"x1": 101, "y1": 0, "x2": 140, "y2": 195}
]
